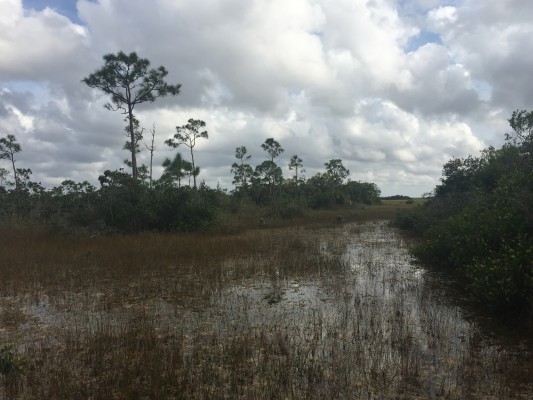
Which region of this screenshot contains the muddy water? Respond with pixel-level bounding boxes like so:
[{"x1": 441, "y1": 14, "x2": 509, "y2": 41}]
[
  {"x1": 1, "y1": 221, "x2": 532, "y2": 398},
  {"x1": 217, "y1": 221, "x2": 532, "y2": 398}
]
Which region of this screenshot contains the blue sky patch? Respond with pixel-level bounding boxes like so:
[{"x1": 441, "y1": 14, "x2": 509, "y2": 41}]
[
  {"x1": 405, "y1": 30, "x2": 443, "y2": 52},
  {"x1": 23, "y1": 0, "x2": 96, "y2": 24}
]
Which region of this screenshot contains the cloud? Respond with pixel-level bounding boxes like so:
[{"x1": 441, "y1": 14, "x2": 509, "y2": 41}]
[
  {"x1": 431, "y1": 1, "x2": 533, "y2": 109},
  {"x1": 0, "y1": 0, "x2": 91, "y2": 83},
  {"x1": 1, "y1": 0, "x2": 532, "y2": 196}
]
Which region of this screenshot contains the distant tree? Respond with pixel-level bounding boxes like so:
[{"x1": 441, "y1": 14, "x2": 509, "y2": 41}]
[
  {"x1": 83, "y1": 51, "x2": 181, "y2": 180},
  {"x1": 288, "y1": 155, "x2": 304, "y2": 182},
  {"x1": 60, "y1": 179, "x2": 96, "y2": 196},
  {"x1": 145, "y1": 123, "x2": 157, "y2": 188},
  {"x1": 98, "y1": 168, "x2": 133, "y2": 188},
  {"x1": 325, "y1": 159, "x2": 349, "y2": 185},
  {"x1": 165, "y1": 119, "x2": 208, "y2": 189},
  {"x1": 304, "y1": 172, "x2": 337, "y2": 208},
  {"x1": 255, "y1": 160, "x2": 283, "y2": 195},
  {"x1": 48, "y1": 179, "x2": 98, "y2": 227},
  {"x1": 0, "y1": 167, "x2": 8, "y2": 188},
  {"x1": 507, "y1": 109, "x2": 533, "y2": 156},
  {"x1": 261, "y1": 138, "x2": 284, "y2": 161},
  {"x1": 345, "y1": 181, "x2": 381, "y2": 204},
  {"x1": 231, "y1": 146, "x2": 254, "y2": 188},
  {"x1": 508, "y1": 109, "x2": 533, "y2": 144},
  {"x1": 162, "y1": 153, "x2": 191, "y2": 188},
  {"x1": 15, "y1": 168, "x2": 44, "y2": 195},
  {"x1": 0, "y1": 134, "x2": 22, "y2": 190}
]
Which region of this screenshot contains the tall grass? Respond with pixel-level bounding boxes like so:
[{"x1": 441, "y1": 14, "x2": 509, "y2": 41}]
[{"x1": 0, "y1": 217, "x2": 531, "y2": 399}]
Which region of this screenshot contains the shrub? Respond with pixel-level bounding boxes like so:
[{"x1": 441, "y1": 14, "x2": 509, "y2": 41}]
[
  {"x1": 0, "y1": 345, "x2": 28, "y2": 375},
  {"x1": 395, "y1": 110, "x2": 533, "y2": 324},
  {"x1": 464, "y1": 235, "x2": 533, "y2": 317}
]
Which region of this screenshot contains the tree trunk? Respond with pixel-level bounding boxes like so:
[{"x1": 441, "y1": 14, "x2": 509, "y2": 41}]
[
  {"x1": 10, "y1": 156, "x2": 18, "y2": 191},
  {"x1": 190, "y1": 147, "x2": 196, "y2": 189},
  {"x1": 149, "y1": 144, "x2": 154, "y2": 188},
  {"x1": 128, "y1": 107, "x2": 138, "y2": 180}
]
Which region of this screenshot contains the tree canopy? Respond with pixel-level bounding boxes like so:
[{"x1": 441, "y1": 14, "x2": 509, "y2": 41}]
[
  {"x1": 165, "y1": 119, "x2": 209, "y2": 189},
  {"x1": 83, "y1": 51, "x2": 181, "y2": 180}
]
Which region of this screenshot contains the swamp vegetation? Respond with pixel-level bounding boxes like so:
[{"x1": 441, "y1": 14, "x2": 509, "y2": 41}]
[
  {"x1": 395, "y1": 110, "x2": 533, "y2": 326},
  {"x1": 0, "y1": 208, "x2": 531, "y2": 399}
]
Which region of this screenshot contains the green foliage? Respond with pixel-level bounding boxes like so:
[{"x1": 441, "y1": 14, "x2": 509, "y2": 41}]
[
  {"x1": 0, "y1": 134, "x2": 22, "y2": 190},
  {"x1": 122, "y1": 116, "x2": 144, "y2": 157},
  {"x1": 94, "y1": 170, "x2": 223, "y2": 232},
  {"x1": 231, "y1": 146, "x2": 254, "y2": 189},
  {"x1": 0, "y1": 132, "x2": 382, "y2": 236},
  {"x1": 325, "y1": 159, "x2": 349, "y2": 185},
  {"x1": 44, "y1": 180, "x2": 99, "y2": 231},
  {"x1": 261, "y1": 138, "x2": 284, "y2": 161},
  {"x1": 83, "y1": 52, "x2": 181, "y2": 109},
  {"x1": 288, "y1": 155, "x2": 304, "y2": 182},
  {"x1": 83, "y1": 51, "x2": 181, "y2": 180},
  {"x1": 0, "y1": 345, "x2": 28, "y2": 375},
  {"x1": 507, "y1": 109, "x2": 533, "y2": 153},
  {"x1": 395, "y1": 110, "x2": 533, "y2": 322},
  {"x1": 228, "y1": 139, "x2": 380, "y2": 211},
  {"x1": 382, "y1": 195, "x2": 412, "y2": 200},
  {"x1": 149, "y1": 183, "x2": 222, "y2": 232},
  {"x1": 255, "y1": 160, "x2": 283, "y2": 188},
  {"x1": 266, "y1": 198, "x2": 307, "y2": 220},
  {"x1": 165, "y1": 119, "x2": 208, "y2": 189},
  {"x1": 162, "y1": 153, "x2": 191, "y2": 188},
  {"x1": 464, "y1": 235, "x2": 533, "y2": 315},
  {"x1": 344, "y1": 181, "x2": 381, "y2": 205}
]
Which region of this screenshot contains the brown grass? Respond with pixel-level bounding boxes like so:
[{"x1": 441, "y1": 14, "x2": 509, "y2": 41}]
[
  {"x1": 230, "y1": 199, "x2": 425, "y2": 231},
  {"x1": 0, "y1": 207, "x2": 531, "y2": 399}
]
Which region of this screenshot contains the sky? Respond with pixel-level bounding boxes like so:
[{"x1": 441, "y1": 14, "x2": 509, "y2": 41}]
[{"x1": 1, "y1": 0, "x2": 532, "y2": 196}]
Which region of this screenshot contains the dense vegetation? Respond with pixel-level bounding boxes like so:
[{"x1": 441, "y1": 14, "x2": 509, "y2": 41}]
[
  {"x1": 0, "y1": 135, "x2": 380, "y2": 233},
  {"x1": 0, "y1": 51, "x2": 381, "y2": 233},
  {"x1": 395, "y1": 110, "x2": 533, "y2": 324},
  {"x1": 381, "y1": 195, "x2": 412, "y2": 200}
]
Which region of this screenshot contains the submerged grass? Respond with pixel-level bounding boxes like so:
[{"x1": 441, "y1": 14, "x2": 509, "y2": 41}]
[{"x1": 0, "y1": 208, "x2": 531, "y2": 399}]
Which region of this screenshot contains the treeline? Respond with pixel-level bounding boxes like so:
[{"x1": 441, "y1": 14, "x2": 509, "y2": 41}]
[
  {"x1": 0, "y1": 134, "x2": 380, "y2": 233},
  {"x1": 381, "y1": 195, "x2": 412, "y2": 200},
  {"x1": 0, "y1": 51, "x2": 380, "y2": 233},
  {"x1": 395, "y1": 110, "x2": 533, "y2": 324}
]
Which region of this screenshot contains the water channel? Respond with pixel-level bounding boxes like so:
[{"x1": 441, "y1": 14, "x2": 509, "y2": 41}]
[{"x1": 215, "y1": 221, "x2": 533, "y2": 398}]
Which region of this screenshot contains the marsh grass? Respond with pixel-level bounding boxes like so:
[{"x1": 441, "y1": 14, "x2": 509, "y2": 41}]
[
  {"x1": 221, "y1": 199, "x2": 424, "y2": 231},
  {"x1": 0, "y1": 214, "x2": 531, "y2": 399}
]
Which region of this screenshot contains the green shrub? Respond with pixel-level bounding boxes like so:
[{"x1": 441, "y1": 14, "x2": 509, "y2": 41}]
[
  {"x1": 267, "y1": 199, "x2": 307, "y2": 219},
  {"x1": 0, "y1": 345, "x2": 28, "y2": 375},
  {"x1": 395, "y1": 110, "x2": 533, "y2": 324},
  {"x1": 464, "y1": 235, "x2": 533, "y2": 317}
]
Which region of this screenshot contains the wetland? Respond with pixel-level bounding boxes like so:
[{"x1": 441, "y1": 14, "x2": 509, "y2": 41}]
[{"x1": 0, "y1": 220, "x2": 532, "y2": 399}]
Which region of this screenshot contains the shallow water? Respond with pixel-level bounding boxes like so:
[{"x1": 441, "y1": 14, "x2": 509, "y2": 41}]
[
  {"x1": 1, "y1": 221, "x2": 532, "y2": 399},
  {"x1": 211, "y1": 221, "x2": 532, "y2": 397}
]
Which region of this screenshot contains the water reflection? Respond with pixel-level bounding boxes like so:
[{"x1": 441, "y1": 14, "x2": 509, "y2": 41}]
[
  {"x1": 2, "y1": 221, "x2": 531, "y2": 398},
  {"x1": 218, "y1": 221, "x2": 531, "y2": 397}
]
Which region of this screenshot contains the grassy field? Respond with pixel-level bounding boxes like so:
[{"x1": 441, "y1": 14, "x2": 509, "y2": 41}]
[
  {"x1": 1, "y1": 202, "x2": 531, "y2": 399},
  {"x1": 230, "y1": 199, "x2": 426, "y2": 230}
]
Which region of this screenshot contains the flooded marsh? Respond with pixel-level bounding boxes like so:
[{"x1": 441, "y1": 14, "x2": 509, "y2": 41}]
[{"x1": 0, "y1": 222, "x2": 531, "y2": 399}]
